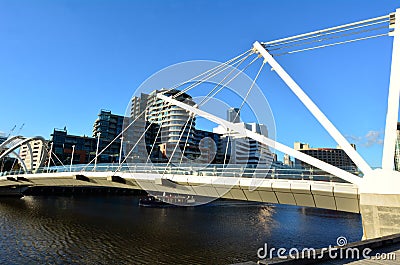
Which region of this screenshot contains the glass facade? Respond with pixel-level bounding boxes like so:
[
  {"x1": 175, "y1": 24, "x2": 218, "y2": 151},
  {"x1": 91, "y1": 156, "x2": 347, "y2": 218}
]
[
  {"x1": 294, "y1": 142, "x2": 358, "y2": 173},
  {"x1": 126, "y1": 89, "x2": 226, "y2": 164},
  {"x1": 49, "y1": 110, "x2": 125, "y2": 166},
  {"x1": 50, "y1": 128, "x2": 97, "y2": 165}
]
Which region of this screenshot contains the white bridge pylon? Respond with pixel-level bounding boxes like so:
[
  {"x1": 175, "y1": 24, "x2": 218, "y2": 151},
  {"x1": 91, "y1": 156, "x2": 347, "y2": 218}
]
[
  {"x1": 157, "y1": 9, "x2": 400, "y2": 188},
  {"x1": 253, "y1": 41, "x2": 372, "y2": 177}
]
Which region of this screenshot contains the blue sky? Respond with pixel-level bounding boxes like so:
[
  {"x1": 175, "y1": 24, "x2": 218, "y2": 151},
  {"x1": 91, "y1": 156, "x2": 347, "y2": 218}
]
[{"x1": 0, "y1": 0, "x2": 399, "y2": 167}]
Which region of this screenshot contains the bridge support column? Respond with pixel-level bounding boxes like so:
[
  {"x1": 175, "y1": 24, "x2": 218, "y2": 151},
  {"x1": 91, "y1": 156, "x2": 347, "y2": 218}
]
[
  {"x1": 360, "y1": 193, "x2": 400, "y2": 239},
  {"x1": 360, "y1": 169, "x2": 400, "y2": 240},
  {"x1": 360, "y1": 9, "x2": 400, "y2": 240}
]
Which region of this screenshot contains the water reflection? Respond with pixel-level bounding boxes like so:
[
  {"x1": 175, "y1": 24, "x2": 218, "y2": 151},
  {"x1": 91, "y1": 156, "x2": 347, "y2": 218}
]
[{"x1": 0, "y1": 196, "x2": 362, "y2": 264}]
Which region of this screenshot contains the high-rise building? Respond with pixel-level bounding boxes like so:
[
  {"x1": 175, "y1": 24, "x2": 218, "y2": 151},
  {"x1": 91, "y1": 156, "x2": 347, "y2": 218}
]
[
  {"x1": 48, "y1": 110, "x2": 126, "y2": 166},
  {"x1": 294, "y1": 142, "x2": 357, "y2": 172},
  {"x1": 126, "y1": 89, "x2": 200, "y2": 164},
  {"x1": 227, "y1": 108, "x2": 240, "y2": 123},
  {"x1": 148, "y1": 89, "x2": 198, "y2": 163},
  {"x1": 50, "y1": 128, "x2": 97, "y2": 165},
  {"x1": 92, "y1": 110, "x2": 126, "y2": 163},
  {"x1": 283, "y1": 154, "x2": 293, "y2": 167},
  {"x1": 19, "y1": 140, "x2": 47, "y2": 172},
  {"x1": 127, "y1": 90, "x2": 274, "y2": 167},
  {"x1": 93, "y1": 109, "x2": 125, "y2": 141},
  {"x1": 128, "y1": 92, "x2": 171, "y2": 163},
  {"x1": 213, "y1": 113, "x2": 273, "y2": 167},
  {"x1": 131, "y1": 93, "x2": 149, "y2": 119},
  {"x1": 395, "y1": 122, "x2": 400, "y2": 171}
]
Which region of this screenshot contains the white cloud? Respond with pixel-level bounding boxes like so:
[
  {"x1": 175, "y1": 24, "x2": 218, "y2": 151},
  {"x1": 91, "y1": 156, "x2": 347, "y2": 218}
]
[
  {"x1": 345, "y1": 135, "x2": 362, "y2": 142},
  {"x1": 345, "y1": 130, "x2": 384, "y2": 148},
  {"x1": 364, "y1": 130, "x2": 384, "y2": 147}
]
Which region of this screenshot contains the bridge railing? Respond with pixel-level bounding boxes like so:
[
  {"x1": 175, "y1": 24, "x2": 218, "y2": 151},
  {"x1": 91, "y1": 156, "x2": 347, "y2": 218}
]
[
  {"x1": 0, "y1": 168, "x2": 28, "y2": 177},
  {"x1": 0, "y1": 163, "x2": 360, "y2": 183}
]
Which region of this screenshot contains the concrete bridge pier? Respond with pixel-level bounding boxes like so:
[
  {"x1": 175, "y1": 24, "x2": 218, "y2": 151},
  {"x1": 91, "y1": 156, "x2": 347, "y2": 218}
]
[{"x1": 360, "y1": 169, "x2": 400, "y2": 240}]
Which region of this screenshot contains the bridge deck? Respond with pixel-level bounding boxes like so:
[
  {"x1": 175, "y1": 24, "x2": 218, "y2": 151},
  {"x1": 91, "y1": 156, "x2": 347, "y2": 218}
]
[{"x1": 0, "y1": 171, "x2": 360, "y2": 213}]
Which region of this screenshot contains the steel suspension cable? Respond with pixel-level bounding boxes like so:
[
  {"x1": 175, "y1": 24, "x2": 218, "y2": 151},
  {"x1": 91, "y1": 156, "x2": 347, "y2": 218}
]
[
  {"x1": 262, "y1": 14, "x2": 390, "y2": 47},
  {"x1": 219, "y1": 60, "x2": 267, "y2": 174},
  {"x1": 161, "y1": 114, "x2": 193, "y2": 177},
  {"x1": 144, "y1": 116, "x2": 165, "y2": 169},
  {"x1": 173, "y1": 50, "x2": 254, "y2": 99},
  {"x1": 267, "y1": 25, "x2": 389, "y2": 53},
  {"x1": 169, "y1": 49, "x2": 252, "y2": 92},
  {"x1": 113, "y1": 122, "x2": 154, "y2": 173},
  {"x1": 232, "y1": 59, "x2": 267, "y2": 123},
  {"x1": 178, "y1": 113, "x2": 195, "y2": 168},
  {"x1": 200, "y1": 55, "x2": 260, "y2": 107},
  {"x1": 81, "y1": 52, "x2": 251, "y2": 172},
  {"x1": 274, "y1": 33, "x2": 389, "y2": 56},
  {"x1": 81, "y1": 109, "x2": 147, "y2": 171},
  {"x1": 195, "y1": 51, "x2": 255, "y2": 107},
  {"x1": 264, "y1": 19, "x2": 390, "y2": 49}
]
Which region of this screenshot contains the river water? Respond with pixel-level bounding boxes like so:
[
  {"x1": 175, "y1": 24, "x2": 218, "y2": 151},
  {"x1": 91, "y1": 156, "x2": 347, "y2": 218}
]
[{"x1": 0, "y1": 195, "x2": 362, "y2": 264}]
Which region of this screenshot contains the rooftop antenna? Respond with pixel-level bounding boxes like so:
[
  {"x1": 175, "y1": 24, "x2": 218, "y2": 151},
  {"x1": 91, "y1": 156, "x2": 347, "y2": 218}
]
[
  {"x1": 6, "y1": 125, "x2": 16, "y2": 138},
  {"x1": 16, "y1": 123, "x2": 25, "y2": 135}
]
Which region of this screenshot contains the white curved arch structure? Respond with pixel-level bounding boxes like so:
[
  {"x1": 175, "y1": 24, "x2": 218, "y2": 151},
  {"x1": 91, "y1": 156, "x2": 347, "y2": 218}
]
[{"x1": 0, "y1": 136, "x2": 25, "y2": 150}]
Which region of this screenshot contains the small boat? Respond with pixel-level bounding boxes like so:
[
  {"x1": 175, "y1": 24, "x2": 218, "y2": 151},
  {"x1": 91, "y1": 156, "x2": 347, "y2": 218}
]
[
  {"x1": 139, "y1": 195, "x2": 172, "y2": 207},
  {"x1": 139, "y1": 193, "x2": 196, "y2": 207}
]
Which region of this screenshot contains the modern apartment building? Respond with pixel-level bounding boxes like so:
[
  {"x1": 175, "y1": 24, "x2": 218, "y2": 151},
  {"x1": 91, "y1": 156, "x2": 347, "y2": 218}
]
[
  {"x1": 128, "y1": 89, "x2": 199, "y2": 164},
  {"x1": 93, "y1": 109, "x2": 125, "y2": 141},
  {"x1": 127, "y1": 90, "x2": 274, "y2": 167},
  {"x1": 294, "y1": 142, "x2": 357, "y2": 172},
  {"x1": 283, "y1": 154, "x2": 294, "y2": 167},
  {"x1": 213, "y1": 121, "x2": 273, "y2": 167},
  {"x1": 19, "y1": 139, "x2": 47, "y2": 172},
  {"x1": 50, "y1": 128, "x2": 97, "y2": 165},
  {"x1": 146, "y1": 89, "x2": 196, "y2": 141},
  {"x1": 92, "y1": 110, "x2": 125, "y2": 162},
  {"x1": 227, "y1": 107, "x2": 240, "y2": 123},
  {"x1": 125, "y1": 93, "x2": 151, "y2": 163},
  {"x1": 49, "y1": 110, "x2": 126, "y2": 166}
]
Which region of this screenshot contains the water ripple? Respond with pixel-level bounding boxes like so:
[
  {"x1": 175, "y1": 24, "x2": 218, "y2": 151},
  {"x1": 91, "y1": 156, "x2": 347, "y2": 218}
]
[{"x1": 0, "y1": 196, "x2": 362, "y2": 264}]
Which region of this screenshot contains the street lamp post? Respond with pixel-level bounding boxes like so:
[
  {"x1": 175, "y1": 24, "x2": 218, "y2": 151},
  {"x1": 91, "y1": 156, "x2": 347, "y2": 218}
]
[
  {"x1": 70, "y1": 145, "x2": 75, "y2": 172},
  {"x1": 118, "y1": 136, "x2": 124, "y2": 166},
  {"x1": 47, "y1": 142, "x2": 53, "y2": 172},
  {"x1": 94, "y1": 132, "x2": 101, "y2": 171}
]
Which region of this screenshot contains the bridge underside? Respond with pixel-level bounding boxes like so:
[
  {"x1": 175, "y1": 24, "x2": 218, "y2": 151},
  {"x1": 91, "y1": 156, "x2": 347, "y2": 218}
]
[{"x1": 0, "y1": 172, "x2": 360, "y2": 213}]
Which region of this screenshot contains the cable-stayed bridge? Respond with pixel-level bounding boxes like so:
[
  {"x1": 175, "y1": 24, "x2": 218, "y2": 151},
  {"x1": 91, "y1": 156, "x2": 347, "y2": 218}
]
[
  {"x1": 0, "y1": 164, "x2": 360, "y2": 213},
  {"x1": 1, "y1": 9, "x2": 400, "y2": 240}
]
